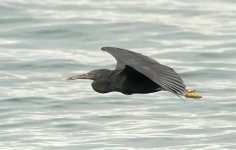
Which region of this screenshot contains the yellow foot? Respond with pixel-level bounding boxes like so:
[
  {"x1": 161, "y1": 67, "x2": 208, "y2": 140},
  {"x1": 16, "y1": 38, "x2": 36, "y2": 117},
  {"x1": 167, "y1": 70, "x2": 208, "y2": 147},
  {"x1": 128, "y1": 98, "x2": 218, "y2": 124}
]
[{"x1": 185, "y1": 89, "x2": 202, "y2": 100}]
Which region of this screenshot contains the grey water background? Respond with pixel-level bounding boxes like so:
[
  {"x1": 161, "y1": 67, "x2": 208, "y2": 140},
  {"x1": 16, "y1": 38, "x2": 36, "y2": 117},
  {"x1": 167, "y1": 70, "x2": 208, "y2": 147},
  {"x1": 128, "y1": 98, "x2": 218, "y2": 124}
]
[{"x1": 0, "y1": 0, "x2": 235, "y2": 150}]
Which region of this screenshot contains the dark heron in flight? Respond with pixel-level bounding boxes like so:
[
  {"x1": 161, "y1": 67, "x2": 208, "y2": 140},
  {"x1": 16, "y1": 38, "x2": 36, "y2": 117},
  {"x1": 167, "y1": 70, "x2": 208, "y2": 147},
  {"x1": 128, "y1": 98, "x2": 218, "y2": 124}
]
[{"x1": 67, "y1": 47, "x2": 201, "y2": 100}]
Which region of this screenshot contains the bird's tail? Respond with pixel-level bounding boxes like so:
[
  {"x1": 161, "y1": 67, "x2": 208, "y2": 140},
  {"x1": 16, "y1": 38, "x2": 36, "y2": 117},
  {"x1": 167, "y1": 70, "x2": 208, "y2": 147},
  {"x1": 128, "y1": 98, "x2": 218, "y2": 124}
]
[{"x1": 185, "y1": 89, "x2": 202, "y2": 100}]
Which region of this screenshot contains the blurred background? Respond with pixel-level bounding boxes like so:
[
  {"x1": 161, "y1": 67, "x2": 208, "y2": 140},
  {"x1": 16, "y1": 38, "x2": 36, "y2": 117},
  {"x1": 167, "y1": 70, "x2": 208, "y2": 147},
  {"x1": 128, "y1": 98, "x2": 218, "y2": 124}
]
[{"x1": 0, "y1": 0, "x2": 235, "y2": 150}]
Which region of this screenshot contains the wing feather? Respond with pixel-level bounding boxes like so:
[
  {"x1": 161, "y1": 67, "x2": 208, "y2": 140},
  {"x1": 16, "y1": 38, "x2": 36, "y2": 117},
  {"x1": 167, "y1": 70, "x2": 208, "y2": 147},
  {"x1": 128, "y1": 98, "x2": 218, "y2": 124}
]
[{"x1": 101, "y1": 47, "x2": 187, "y2": 96}]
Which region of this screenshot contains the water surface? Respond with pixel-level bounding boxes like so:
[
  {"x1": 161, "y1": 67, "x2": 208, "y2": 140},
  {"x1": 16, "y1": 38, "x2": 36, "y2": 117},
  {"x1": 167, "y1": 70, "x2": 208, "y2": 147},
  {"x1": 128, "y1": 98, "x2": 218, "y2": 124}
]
[{"x1": 0, "y1": 0, "x2": 235, "y2": 150}]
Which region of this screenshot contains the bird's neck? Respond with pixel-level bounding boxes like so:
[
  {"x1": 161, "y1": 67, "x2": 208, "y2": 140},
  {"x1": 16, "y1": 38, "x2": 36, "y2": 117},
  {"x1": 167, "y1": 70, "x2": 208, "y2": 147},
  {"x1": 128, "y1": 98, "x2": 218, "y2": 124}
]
[{"x1": 91, "y1": 70, "x2": 117, "y2": 93}]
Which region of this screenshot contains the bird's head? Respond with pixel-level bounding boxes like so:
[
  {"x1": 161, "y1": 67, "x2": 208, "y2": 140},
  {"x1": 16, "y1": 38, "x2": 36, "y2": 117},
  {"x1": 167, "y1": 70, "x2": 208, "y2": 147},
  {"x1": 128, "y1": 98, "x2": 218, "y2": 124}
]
[{"x1": 66, "y1": 69, "x2": 111, "y2": 81}]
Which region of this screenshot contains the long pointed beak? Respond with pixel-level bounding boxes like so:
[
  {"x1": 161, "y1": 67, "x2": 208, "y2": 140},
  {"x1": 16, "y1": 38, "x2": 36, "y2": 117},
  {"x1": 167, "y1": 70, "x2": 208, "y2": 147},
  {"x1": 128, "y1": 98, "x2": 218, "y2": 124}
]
[{"x1": 66, "y1": 73, "x2": 92, "y2": 80}]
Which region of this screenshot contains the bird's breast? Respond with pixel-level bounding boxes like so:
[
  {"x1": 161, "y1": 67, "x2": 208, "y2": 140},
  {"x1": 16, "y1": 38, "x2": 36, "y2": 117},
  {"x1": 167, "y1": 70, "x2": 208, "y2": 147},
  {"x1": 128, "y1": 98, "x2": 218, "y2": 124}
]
[{"x1": 91, "y1": 80, "x2": 114, "y2": 93}]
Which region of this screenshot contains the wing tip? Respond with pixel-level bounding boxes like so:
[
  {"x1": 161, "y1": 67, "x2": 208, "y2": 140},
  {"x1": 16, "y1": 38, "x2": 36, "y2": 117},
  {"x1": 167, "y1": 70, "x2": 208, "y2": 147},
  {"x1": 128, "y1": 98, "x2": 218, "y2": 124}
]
[
  {"x1": 101, "y1": 47, "x2": 107, "y2": 51},
  {"x1": 101, "y1": 47, "x2": 128, "y2": 52},
  {"x1": 101, "y1": 47, "x2": 115, "y2": 51}
]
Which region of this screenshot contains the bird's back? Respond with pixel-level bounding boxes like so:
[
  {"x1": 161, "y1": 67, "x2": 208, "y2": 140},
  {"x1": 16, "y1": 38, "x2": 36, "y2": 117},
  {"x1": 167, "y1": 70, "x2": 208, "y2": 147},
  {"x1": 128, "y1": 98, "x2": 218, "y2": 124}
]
[{"x1": 113, "y1": 66, "x2": 161, "y2": 95}]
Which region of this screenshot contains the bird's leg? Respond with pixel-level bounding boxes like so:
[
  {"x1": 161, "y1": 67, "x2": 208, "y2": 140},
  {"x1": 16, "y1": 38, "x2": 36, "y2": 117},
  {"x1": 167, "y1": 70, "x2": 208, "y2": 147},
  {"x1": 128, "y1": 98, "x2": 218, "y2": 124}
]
[{"x1": 185, "y1": 89, "x2": 202, "y2": 100}]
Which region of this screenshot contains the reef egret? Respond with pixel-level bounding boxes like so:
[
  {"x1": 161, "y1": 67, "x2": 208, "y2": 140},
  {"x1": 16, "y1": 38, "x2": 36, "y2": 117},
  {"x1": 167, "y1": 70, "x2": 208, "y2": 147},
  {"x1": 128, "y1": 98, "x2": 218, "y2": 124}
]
[{"x1": 67, "y1": 47, "x2": 202, "y2": 100}]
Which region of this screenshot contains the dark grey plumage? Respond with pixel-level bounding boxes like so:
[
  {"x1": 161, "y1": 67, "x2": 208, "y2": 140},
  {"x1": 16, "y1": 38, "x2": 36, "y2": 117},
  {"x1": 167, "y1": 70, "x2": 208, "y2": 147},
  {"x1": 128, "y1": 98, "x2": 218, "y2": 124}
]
[
  {"x1": 101, "y1": 47, "x2": 187, "y2": 96},
  {"x1": 67, "y1": 47, "x2": 187, "y2": 97}
]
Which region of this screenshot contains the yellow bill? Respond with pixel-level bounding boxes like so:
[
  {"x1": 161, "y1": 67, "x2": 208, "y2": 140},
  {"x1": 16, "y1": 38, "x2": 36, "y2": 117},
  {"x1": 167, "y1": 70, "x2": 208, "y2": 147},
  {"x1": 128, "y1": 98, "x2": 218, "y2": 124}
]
[{"x1": 185, "y1": 89, "x2": 202, "y2": 100}]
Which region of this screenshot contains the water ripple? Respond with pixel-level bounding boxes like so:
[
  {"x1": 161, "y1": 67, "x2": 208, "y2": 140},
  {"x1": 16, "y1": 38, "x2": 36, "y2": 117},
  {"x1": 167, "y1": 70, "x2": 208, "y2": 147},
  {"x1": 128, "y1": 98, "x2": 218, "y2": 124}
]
[{"x1": 0, "y1": 0, "x2": 235, "y2": 150}]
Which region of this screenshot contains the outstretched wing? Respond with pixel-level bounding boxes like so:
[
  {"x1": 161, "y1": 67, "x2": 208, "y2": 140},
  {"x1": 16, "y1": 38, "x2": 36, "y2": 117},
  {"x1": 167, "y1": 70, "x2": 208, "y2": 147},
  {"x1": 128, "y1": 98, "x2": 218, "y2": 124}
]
[{"x1": 101, "y1": 47, "x2": 187, "y2": 96}]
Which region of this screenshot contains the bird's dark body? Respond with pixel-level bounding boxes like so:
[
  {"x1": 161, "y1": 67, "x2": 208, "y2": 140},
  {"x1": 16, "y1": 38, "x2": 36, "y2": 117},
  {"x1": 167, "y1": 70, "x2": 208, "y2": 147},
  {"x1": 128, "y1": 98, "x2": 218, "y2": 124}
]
[
  {"x1": 91, "y1": 67, "x2": 162, "y2": 95},
  {"x1": 115, "y1": 66, "x2": 161, "y2": 94},
  {"x1": 68, "y1": 47, "x2": 187, "y2": 97}
]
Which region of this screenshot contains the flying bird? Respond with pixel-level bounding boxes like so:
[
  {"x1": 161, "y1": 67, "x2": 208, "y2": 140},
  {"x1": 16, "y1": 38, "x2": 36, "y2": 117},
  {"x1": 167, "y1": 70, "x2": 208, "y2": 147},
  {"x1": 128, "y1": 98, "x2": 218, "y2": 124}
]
[{"x1": 67, "y1": 47, "x2": 202, "y2": 100}]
